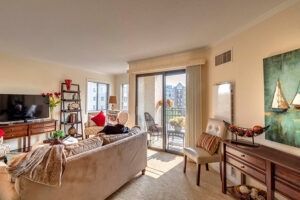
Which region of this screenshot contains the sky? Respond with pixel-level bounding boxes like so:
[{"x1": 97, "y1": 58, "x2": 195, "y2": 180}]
[{"x1": 166, "y1": 74, "x2": 186, "y2": 86}]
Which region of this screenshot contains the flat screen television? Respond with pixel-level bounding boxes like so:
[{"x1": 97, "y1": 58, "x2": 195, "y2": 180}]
[{"x1": 0, "y1": 94, "x2": 49, "y2": 123}]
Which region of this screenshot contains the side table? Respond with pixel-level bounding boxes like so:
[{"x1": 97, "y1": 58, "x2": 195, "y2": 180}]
[{"x1": 106, "y1": 110, "x2": 120, "y2": 125}]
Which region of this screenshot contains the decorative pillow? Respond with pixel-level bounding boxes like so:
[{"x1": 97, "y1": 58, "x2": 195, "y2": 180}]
[
  {"x1": 129, "y1": 126, "x2": 141, "y2": 135},
  {"x1": 64, "y1": 137, "x2": 103, "y2": 157},
  {"x1": 196, "y1": 132, "x2": 221, "y2": 155},
  {"x1": 91, "y1": 111, "x2": 106, "y2": 126},
  {"x1": 98, "y1": 133, "x2": 133, "y2": 145}
]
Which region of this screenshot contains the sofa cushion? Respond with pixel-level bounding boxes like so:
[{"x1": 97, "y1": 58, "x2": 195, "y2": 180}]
[
  {"x1": 91, "y1": 111, "x2": 106, "y2": 126},
  {"x1": 196, "y1": 132, "x2": 221, "y2": 155},
  {"x1": 65, "y1": 137, "x2": 103, "y2": 157},
  {"x1": 129, "y1": 126, "x2": 141, "y2": 135},
  {"x1": 99, "y1": 133, "x2": 133, "y2": 145}
]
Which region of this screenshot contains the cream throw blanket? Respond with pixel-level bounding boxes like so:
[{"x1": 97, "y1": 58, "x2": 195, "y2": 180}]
[{"x1": 7, "y1": 145, "x2": 66, "y2": 187}]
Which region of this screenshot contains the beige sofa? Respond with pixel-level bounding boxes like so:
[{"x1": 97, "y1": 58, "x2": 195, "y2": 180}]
[{"x1": 0, "y1": 132, "x2": 147, "y2": 200}]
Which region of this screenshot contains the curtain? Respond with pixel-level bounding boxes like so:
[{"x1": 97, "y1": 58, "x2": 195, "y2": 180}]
[{"x1": 185, "y1": 65, "x2": 202, "y2": 147}]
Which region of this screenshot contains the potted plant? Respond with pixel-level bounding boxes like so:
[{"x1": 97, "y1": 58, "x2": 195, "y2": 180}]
[
  {"x1": 169, "y1": 116, "x2": 185, "y2": 131},
  {"x1": 52, "y1": 130, "x2": 66, "y2": 139}
]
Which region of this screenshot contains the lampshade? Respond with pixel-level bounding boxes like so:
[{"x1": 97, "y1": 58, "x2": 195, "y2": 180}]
[{"x1": 109, "y1": 96, "x2": 117, "y2": 104}]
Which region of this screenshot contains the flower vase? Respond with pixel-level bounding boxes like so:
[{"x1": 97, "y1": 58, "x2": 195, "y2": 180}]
[
  {"x1": 0, "y1": 137, "x2": 3, "y2": 144},
  {"x1": 50, "y1": 107, "x2": 54, "y2": 120},
  {"x1": 65, "y1": 79, "x2": 72, "y2": 90},
  {"x1": 175, "y1": 126, "x2": 182, "y2": 132}
]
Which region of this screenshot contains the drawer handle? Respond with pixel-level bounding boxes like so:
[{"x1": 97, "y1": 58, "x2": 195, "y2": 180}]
[
  {"x1": 241, "y1": 165, "x2": 245, "y2": 169},
  {"x1": 241, "y1": 154, "x2": 245, "y2": 157}
]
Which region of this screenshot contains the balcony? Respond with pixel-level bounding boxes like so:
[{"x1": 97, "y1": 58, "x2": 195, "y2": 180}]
[{"x1": 149, "y1": 107, "x2": 185, "y2": 153}]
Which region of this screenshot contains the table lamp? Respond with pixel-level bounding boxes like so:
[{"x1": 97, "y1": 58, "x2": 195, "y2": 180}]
[{"x1": 109, "y1": 96, "x2": 117, "y2": 110}]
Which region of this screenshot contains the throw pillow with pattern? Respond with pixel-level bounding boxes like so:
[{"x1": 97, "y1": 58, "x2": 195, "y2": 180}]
[{"x1": 196, "y1": 132, "x2": 221, "y2": 155}]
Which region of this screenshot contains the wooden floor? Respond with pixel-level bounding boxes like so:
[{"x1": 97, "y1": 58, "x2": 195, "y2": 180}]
[{"x1": 108, "y1": 149, "x2": 234, "y2": 200}]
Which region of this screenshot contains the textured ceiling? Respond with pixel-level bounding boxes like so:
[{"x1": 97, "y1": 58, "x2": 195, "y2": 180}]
[{"x1": 0, "y1": 0, "x2": 291, "y2": 74}]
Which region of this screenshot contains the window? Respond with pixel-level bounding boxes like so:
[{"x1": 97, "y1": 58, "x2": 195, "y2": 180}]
[
  {"x1": 87, "y1": 81, "x2": 109, "y2": 111},
  {"x1": 120, "y1": 84, "x2": 129, "y2": 110}
]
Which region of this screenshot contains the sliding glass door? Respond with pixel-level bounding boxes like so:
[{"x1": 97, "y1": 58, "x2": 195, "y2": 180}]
[
  {"x1": 136, "y1": 70, "x2": 186, "y2": 153},
  {"x1": 165, "y1": 73, "x2": 186, "y2": 152},
  {"x1": 137, "y1": 74, "x2": 163, "y2": 149}
]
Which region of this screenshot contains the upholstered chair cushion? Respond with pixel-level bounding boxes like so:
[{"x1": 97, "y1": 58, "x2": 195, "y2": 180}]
[
  {"x1": 205, "y1": 118, "x2": 226, "y2": 139},
  {"x1": 87, "y1": 113, "x2": 97, "y2": 127},
  {"x1": 196, "y1": 132, "x2": 221, "y2": 155},
  {"x1": 117, "y1": 111, "x2": 129, "y2": 125},
  {"x1": 184, "y1": 147, "x2": 221, "y2": 164},
  {"x1": 85, "y1": 126, "x2": 103, "y2": 136}
]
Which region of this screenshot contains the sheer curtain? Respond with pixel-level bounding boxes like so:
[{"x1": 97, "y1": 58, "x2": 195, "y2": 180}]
[{"x1": 185, "y1": 65, "x2": 202, "y2": 148}]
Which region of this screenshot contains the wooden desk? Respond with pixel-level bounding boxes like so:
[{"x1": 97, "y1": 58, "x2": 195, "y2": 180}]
[
  {"x1": 0, "y1": 120, "x2": 57, "y2": 152},
  {"x1": 222, "y1": 140, "x2": 300, "y2": 200}
]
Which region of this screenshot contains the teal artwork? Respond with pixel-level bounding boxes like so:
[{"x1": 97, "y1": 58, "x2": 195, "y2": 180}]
[{"x1": 264, "y1": 48, "x2": 300, "y2": 147}]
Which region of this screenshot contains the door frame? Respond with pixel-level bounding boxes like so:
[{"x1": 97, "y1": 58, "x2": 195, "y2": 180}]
[{"x1": 135, "y1": 69, "x2": 186, "y2": 153}]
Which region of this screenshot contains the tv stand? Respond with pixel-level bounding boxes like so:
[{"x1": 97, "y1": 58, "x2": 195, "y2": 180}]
[{"x1": 0, "y1": 120, "x2": 57, "y2": 152}]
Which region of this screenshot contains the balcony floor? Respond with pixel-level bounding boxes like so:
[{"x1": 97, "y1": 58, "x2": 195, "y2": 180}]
[{"x1": 149, "y1": 135, "x2": 184, "y2": 153}]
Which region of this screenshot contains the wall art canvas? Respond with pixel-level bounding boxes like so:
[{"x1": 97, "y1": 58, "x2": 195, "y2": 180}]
[{"x1": 264, "y1": 48, "x2": 300, "y2": 147}]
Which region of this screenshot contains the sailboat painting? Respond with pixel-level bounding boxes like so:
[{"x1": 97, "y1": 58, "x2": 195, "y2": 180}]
[
  {"x1": 291, "y1": 82, "x2": 300, "y2": 109},
  {"x1": 271, "y1": 80, "x2": 289, "y2": 112},
  {"x1": 263, "y1": 48, "x2": 300, "y2": 147}
]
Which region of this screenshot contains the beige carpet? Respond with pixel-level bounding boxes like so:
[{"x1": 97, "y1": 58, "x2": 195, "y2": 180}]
[{"x1": 108, "y1": 149, "x2": 234, "y2": 200}]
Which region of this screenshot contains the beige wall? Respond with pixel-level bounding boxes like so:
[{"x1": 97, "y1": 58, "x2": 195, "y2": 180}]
[
  {"x1": 0, "y1": 52, "x2": 115, "y2": 150},
  {"x1": 204, "y1": 2, "x2": 300, "y2": 194},
  {"x1": 206, "y1": 2, "x2": 300, "y2": 155}
]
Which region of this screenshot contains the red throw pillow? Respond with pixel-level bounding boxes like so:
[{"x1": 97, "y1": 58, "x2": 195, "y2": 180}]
[{"x1": 91, "y1": 111, "x2": 106, "y2": 126}]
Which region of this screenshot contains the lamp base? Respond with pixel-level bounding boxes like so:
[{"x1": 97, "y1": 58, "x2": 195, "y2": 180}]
[{"x1": 111, "y1": 104, "x2": 114, "y2": 111}]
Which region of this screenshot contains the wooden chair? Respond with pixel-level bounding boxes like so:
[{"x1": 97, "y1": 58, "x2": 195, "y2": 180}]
[{"x1": 183, "y1": 118, "x2": 226, "y2": 186}]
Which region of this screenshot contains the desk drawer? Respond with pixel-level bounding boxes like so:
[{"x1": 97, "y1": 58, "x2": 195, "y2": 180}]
[
  {"x1": 4, "y1": 131, "x2": 27, "y2": 139},
  {"x1": 274, "y1": 178, "x2": 300, "y2": 200},
  {"x1": 275, "y1": 165, "x2": 300, "y2": 188},
  {"x1": 1, "y1": 125, "x2": 27, "y2": 133},
  {"x1": 227, "y1": 155, "x2": 266, "y2": 183},
  {"x1": 30, "y1": 127, "x2": 55, "y2": 135},
  {"x1": 227, "y1": 146, "x2": 266, "y2": 170},
  {"x1": 29, "y1": 122, "x2": 55, "y2": 129}
]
